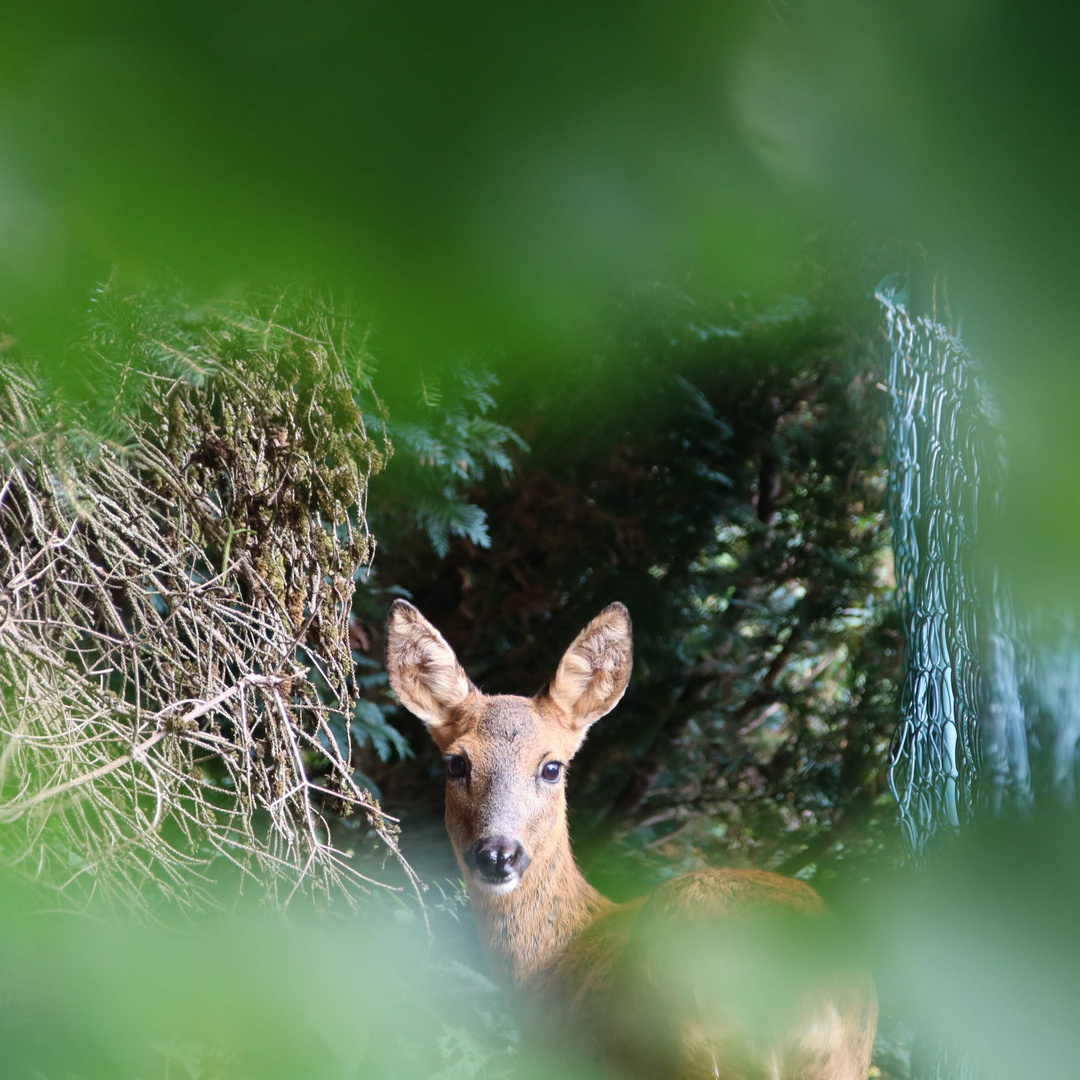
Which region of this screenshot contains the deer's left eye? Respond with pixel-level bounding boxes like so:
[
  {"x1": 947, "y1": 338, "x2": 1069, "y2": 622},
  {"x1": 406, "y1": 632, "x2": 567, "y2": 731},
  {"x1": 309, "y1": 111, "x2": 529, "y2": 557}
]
[{"x1": 540, "y1": 761, "x2": 563, "y2": 784}]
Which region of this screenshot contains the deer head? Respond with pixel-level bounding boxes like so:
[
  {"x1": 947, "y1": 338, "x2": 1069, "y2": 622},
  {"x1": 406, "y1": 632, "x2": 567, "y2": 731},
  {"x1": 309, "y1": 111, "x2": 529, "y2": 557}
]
[{"x1": 385, "y1": 600, "x2": 632, "y2": 895}]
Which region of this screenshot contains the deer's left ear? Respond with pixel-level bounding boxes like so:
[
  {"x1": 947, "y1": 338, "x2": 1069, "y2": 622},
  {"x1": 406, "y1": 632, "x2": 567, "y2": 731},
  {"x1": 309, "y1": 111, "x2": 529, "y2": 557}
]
[
  {"x1": 385, "y1": 599, "x2": 477, "y2": 733},
  {"x1": 539, "y1": 603, "x2": 633, "y2": 733}
]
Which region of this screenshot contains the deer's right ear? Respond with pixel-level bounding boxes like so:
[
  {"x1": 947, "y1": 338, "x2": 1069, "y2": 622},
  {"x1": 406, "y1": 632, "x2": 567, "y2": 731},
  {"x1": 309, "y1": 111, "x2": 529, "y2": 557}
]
[
  {"x1": 541, "y1": 602, "x2": 633, "y2": 735},
  {"x1": 385, "y1": 600, "x2": 477, "y2": 732}
]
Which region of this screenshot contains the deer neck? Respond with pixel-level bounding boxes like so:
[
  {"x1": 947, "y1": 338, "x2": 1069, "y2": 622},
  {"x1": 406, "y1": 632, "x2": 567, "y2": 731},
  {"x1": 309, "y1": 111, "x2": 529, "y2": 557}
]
[{"x1": 467, "y1": 814, "x2": 613, "y2": 986}]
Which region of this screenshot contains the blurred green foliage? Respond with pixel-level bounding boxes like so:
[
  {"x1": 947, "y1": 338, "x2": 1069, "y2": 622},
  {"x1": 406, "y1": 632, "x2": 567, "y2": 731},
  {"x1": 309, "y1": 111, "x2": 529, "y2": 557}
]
[
  {"x1": 372, "y1": 367, "x2": 529, "y2": 558},
  {"x1": 3, "y1": 1, "x2": 1080, "y2": 1077},
  {"x1": 3, "y1": 0, "x2": 1078, "y2": 595},
  {"x1": 4, "y1": 813, "x2": 1080, "y2": 1079},
  {"x1": 0, "y1": 870, "x2": 515, "y2": 1080}
]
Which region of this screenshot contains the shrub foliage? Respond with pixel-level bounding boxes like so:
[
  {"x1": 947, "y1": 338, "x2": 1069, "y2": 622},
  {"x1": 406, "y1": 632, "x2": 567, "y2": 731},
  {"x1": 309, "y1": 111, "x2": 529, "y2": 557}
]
[{"x1": 0, "y1": 285, "x2": 420, "y2": 913}]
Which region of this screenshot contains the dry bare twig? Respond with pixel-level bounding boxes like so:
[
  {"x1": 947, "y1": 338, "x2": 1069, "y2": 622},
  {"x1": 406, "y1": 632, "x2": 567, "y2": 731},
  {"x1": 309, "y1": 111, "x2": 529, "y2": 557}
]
[{"x1": 0, "y1": 287, "x2": 423, "y2": 917}]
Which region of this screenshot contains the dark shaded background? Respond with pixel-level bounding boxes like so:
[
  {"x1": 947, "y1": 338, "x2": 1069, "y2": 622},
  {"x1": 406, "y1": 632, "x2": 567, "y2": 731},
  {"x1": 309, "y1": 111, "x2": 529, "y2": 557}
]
[{"x1": 363, "y1": 282, "x2": 902, "y2": 903}]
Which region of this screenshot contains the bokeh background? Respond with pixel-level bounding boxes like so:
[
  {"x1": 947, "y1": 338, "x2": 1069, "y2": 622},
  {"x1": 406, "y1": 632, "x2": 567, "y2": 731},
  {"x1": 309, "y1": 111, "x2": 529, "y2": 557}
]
[{"x1": 2, "y1": 2, "x2": 1080, "y2": 1078}]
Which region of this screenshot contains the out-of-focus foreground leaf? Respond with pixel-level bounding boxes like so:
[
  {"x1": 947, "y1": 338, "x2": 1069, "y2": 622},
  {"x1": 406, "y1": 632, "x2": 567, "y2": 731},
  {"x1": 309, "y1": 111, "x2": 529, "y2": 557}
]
[
  {"x1": 2, "y1": 1, "x2": 1077, "y2": 600},
  {"x1": 5, "y1": 816, "x2": 1080, "y2": 1079}
]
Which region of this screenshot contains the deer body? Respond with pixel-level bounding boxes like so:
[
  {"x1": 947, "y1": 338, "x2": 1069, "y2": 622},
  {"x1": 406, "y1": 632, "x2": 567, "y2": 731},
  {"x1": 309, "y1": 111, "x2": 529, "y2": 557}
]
[{"x1": 387, "y1": 600, "x2": 876, "y2": 1079}]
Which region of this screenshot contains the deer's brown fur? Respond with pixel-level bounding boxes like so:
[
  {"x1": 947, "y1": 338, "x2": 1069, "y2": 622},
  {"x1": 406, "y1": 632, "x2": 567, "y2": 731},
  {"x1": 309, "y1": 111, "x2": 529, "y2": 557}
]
[{"x1": 386, "y1": 599, "x2": 876, "y2": 1079}]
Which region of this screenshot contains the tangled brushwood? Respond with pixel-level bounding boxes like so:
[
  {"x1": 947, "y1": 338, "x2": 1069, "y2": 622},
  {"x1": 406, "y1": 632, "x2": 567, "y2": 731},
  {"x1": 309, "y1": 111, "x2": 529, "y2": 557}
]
[{"x1": 0, "y1": 285, "x2": 423, "y2": 914}]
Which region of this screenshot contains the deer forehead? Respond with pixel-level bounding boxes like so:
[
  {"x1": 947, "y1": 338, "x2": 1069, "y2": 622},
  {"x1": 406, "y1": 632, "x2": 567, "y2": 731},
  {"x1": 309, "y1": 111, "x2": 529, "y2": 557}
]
[{"x1": 443, "y1": 694, "x2": 579, "y2": 764}]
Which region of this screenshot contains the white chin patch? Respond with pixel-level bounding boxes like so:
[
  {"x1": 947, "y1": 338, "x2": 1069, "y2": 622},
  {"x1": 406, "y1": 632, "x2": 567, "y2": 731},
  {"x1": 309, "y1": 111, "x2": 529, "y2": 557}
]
[{"x1": 471, "y1": 876, "x2": 521, "y2": 896}]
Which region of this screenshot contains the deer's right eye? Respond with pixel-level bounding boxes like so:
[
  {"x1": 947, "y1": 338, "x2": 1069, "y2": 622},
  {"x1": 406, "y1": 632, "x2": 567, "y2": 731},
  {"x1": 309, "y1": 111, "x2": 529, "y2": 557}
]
[
  {"x1": 446, "y1": 755, "x2": 468, "y2": 779},
  {"x1": 540, "y1": 761, "x2": 563, "y2": 783}
]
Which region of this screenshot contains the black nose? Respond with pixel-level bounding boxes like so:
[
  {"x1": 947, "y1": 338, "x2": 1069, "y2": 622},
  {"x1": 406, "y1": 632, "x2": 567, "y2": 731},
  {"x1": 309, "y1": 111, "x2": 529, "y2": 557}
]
[{"x1": 466, "y1": 836, "x2": 531, "y2": 883}]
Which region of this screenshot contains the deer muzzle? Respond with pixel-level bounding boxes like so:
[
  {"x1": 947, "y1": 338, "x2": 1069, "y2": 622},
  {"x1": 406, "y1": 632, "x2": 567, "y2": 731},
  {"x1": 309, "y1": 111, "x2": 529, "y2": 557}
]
[{"x1": 465, "y1": 835, "x2": 532, "y2": 892}]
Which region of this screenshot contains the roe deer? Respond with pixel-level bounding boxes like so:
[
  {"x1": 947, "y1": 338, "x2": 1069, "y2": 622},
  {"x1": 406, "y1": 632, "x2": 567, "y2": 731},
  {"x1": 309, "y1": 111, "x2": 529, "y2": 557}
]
[{"x1": 386, "y1": 599, "x2": 877, "y2": 1079}]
